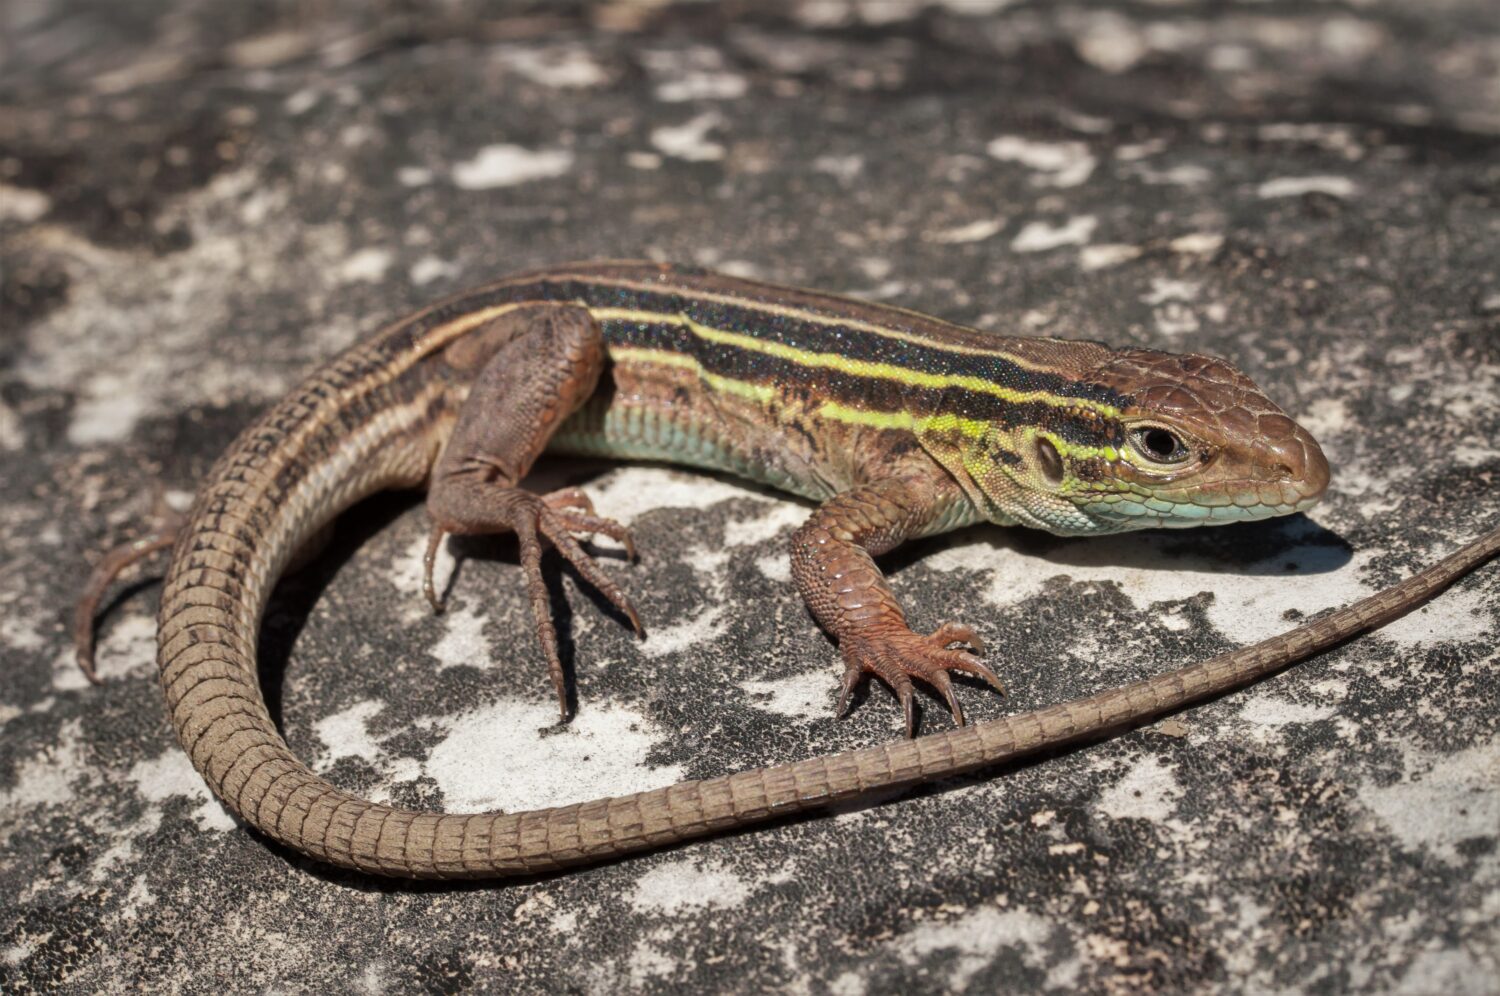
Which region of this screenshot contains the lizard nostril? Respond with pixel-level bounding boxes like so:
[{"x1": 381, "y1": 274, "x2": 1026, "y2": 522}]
[{"x1": 1273, "y1": 462, "x2": 1295, "y2": 480}]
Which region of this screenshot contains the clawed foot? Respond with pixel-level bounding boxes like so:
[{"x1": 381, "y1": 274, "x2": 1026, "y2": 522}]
[
  {"x1": 836, "y1": 622, "x2": 1004, "y2": 737},
  {"x1": 423, "y1": 486, "x2": 642, "y2": 720}
]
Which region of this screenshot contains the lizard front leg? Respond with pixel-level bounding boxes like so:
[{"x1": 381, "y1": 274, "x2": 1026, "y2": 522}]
[
  {"x1": 790, "y1": 473, "x2": 1003, "y2": 737},
  {"x1": 426, "y1": 303, "x2": 641, "y2": 720}
]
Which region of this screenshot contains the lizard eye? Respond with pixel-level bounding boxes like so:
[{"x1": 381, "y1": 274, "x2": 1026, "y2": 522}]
[{"x1": 1129, "y1": 425, "x2": 1191, "y2": 465}]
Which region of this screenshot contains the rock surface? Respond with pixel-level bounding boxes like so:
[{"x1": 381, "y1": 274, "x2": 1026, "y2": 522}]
[{"x1": 2, "y1": 1, "x2": 1498, "y2": 992}]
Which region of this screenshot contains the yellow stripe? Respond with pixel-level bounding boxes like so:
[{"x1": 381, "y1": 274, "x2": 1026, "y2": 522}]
[
  {"x1": 578, "y1": 274, "x2": 1069, "y2": 372},
  {"x1": 611, "y1": 350, "x2": 999, "y2": 438},
  {"x1": 609, "y1": 346, "x2": 777, "y2": 403},
  {"x1": 812, "y1": 402, "x2": 992, "y2": 439},
  {"x1": 413, "y1": 301, "x2": 528, "y2": 356},
  {"x1": 1014, "y1": 425, "x2": 1120, "y2": 464},
  {"x1": 591, "y1": 308, "x2": 1119, "y2": 418}
]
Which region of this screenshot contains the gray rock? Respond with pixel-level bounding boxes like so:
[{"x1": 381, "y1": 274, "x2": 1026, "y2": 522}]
[{"x1": 2, "y1": 1, "x2": 1497, "y2": 992}]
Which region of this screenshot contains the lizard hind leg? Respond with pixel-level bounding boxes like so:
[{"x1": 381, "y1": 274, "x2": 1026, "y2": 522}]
[{"x1": 425, "y1": 303, "x2": 642, "y2": 720}]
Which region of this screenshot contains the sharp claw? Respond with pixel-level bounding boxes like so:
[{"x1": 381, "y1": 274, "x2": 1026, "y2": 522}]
[
  {"x1": 931, "y1": 670, "x2": 965, "y2": 727},
  {"x1": 539, "y1": 515, "x2": 641, "y2": 637},
  {"x1": 835, "y1": 665, "x2": 861, "y2": 718},
  {"x1": 423, "y1": 526, "x2": 448, "y2": 614},
  {"x1": 933, "y1": 621, "x2": 984, "y2": 655},
  {"x1": 544, "y1": 487, "x2": 593, "y2": 514},
  {"x1": 897, "y1": 681, "x2": 916, "y2": 739},
  {"x1": 961, "y1": 658, "x2": 1006, "y2": 696},
  {"x1": 432, "y1": 485, "x2": 639, "y2": 718}
]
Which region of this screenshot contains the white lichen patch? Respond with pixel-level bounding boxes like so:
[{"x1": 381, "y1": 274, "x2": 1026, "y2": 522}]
[
  {"x1": 1169, "y1": 232, "x2": 1225, "y2": 255},
  {"x1": 1298, "y1": 396, "x2": 1352, "y2": 440},
  {"x1": 1390, "y1": 946, "x2": 1497, "y2": 995},
  {"x1": 128, "y1": 748, "x2": 236, "y2": 832},
  {"x1": 1257, "y1": 175, "x2": 1357, "y2": 199},
  {"x1": 1, "y1": 610, "x2": 46, "y2": 655},
  {"x1": 1358, "y1": 741, "x2": 1499, "y2": 862},
  {"x1": 1079, "y1": 243, "x2": 1141, "y2": 271},
  {"x1": 451, "y1": 144, "x2": 574, "y2": 190},
  {"x1": 396, "y1": 165, "x2": 433, "y2": 186},
  {"x1": 721, "y1": 501, "x2": 805, "y2": 548},
  {"x1": 888, "y1": 904, "x2": 1077, "y2": 991},
  {"x1": 742, "y1": 669, "x2": 833, "y2": 720},
  {"x1": 1132, "y1": 163, "x2": 1213, "y2": 186},
  {"x1": 0, "y1": 184, "x2": 51, "y2": 223},
  {"x1": 337, "y1": 247, "x2": 393, "y2": 283},
  {"x1": 1071, "y1": 11, "x2": 1148, "y2": 73},
  {"x1": 584, "y1": 465, "x2": 770, "y2": 525},
  {"x1": 630, "y1": 856, "x2": 753, "y2": 914},
  {"x1": 0, "y1": 721, "x2": 89, "y2": 834},
  {"x1": 1011, "y1": 215, "x2": 1096, "y2": 253},
  {"x1": 410, "y1": 254, "x2": 459, "y2": 286},
  {"x1": 1376, "y1": 584, "x2": 1493, "y2": 647},
  {"x1": 52, "y1": 612, "x2": 156, "y2": 691},
  {"x1": 923, "y1": 218, "x2": 1005, "y2": 244},
  {"x1": 626, "y1": 938, "x2": 680, "y2": 989},
  {"x1": 754, "y1": 553, "x2": 791, "y2": 583},
  {"x1": 1237, "y1": 695, "x2": 1337, "y2": 729},
  {"x1": 1142, "y1": 278, "x2": 1202, "y2": 306},
  {"x1": 639, "y1": 602, "x2": 729, "y2": 659},
  {"x1": 1453, "y1": 440, "x2": 1500, "y2": 467},
  {"x1": 494, "y1": 45, "x2": 609, "y2": 89},
  {"x1": 309, "y1": 699, "x2": 424, "y2": 802},
  {"x1": 812, "y1": 154, "x2": 864, "y2": 181},
  {"x1": 650, "y1": 112, "x2": 726, "y2": 162},
  {"x1": 639, "y1": 46, "x2": 748, "y2": 103},
  {"x1": 424, "y1": 698, "x2": 684, "y2": 812},
  {"x1": 1096, "y1": 754, "x2": 1183, "y2": 822},
  {"x1": 0, "y1": 399, "x2": 22, "y2": 450},
  {"x1": 986, "y1": 136, "x2": 1096, "y2": 188},
  {"x1": 67, "y1": 372, "x2": 152, "y2": 445},
  {"x1": 15, "y1": 170, "x2": 330, "y2": 444},
  {"x1": 428, "y1": 601, "x2": 493, "y2": 672},
  {"x1": 313, "y1": 700, "x2": 386, "y2": 769}
]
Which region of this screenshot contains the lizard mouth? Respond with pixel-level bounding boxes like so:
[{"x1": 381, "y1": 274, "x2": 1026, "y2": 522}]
[{"x1": 1077, "y1": 489, "x2": 1318, "y2": 529}]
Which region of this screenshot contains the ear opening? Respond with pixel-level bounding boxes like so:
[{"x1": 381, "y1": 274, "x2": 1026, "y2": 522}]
[{"x1": 1035, "y1": 436, "x2": 1065, "y2": 486}]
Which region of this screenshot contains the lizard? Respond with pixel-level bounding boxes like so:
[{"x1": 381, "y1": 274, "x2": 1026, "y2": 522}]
[{"x1": 75, "y1": 261, "x2": 1500, "y2": 880}]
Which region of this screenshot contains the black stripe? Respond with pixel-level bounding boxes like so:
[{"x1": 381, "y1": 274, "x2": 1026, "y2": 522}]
[
  {"x1": 601, "y1": 318, "x2": 1121, "y2": 448},
  {"x1": 548, "y1": 279, "x2": 1122, "y2": 408},
  {"x1": 375, "y1": 271, "x2": 1132, "y2": 450}
]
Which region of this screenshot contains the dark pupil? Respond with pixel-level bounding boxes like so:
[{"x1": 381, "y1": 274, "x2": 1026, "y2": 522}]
[{"x1": 1143, "y1": 429, "x2": 1178, "y2": 459}]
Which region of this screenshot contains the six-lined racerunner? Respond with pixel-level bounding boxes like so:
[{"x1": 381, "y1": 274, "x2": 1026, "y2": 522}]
[{"x1": 76, "y1": 262, "x2": 1500, "y2": 879}]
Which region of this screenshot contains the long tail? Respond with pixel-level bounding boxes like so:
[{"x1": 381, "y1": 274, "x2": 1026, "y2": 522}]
[{"x1": 157, "y1": 342, "x2": 1500, "y2": 879}]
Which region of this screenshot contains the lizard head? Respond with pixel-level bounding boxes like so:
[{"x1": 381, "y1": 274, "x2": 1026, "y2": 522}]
[{"x1": 948, "y1": 346, "x2": 1329, "y2": 535}]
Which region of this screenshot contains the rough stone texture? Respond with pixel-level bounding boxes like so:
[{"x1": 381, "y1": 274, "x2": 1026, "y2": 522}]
[{"x1": 3, "y1": 1, "x2": 1499, "y2": 992}]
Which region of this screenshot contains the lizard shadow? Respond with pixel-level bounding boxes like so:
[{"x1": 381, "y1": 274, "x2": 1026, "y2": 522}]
[
  {"x1": 247, "y1": 466, "x2": 1354, "y2": 890},
  {"x1": 531, "y1": 455, "x2": 1354, "y2": 582},
  {"x1": 257, "y1": 490, "x2": 420, "y2": 732},
  {"x1": 883, "y1": 514, "x2": 1354, "y2": 581},
  {"x1": 257, "y1": 486, "x2": 639, "y2": 731}
]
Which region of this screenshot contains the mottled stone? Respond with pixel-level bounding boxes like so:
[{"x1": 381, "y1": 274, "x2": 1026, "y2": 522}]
[{"x1": 2, "y1": 1, "x2": 1498, "y2": 993}]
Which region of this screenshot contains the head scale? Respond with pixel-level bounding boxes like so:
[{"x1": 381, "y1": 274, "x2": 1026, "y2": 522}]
[{"x1": 938, "y1": 346, "x2": 1330, "y2": 535}]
